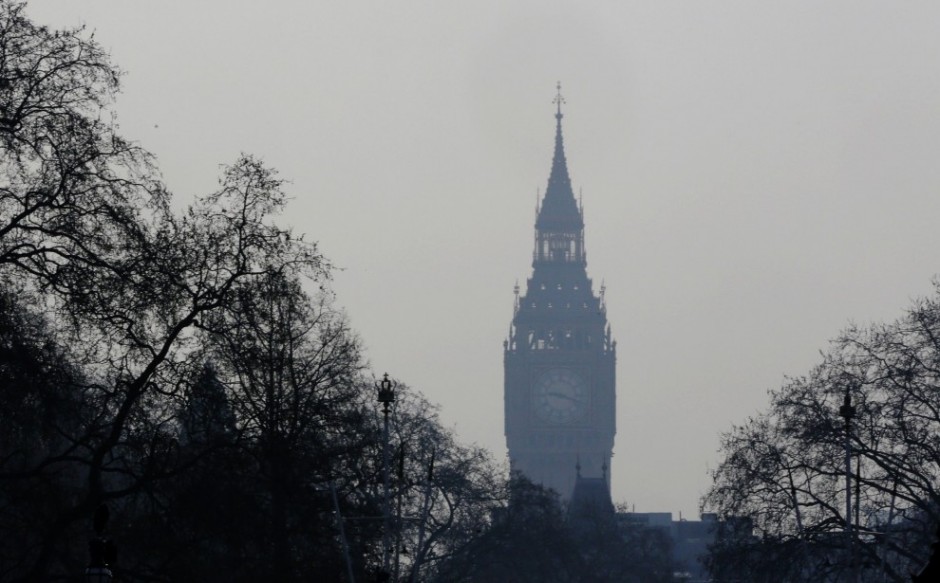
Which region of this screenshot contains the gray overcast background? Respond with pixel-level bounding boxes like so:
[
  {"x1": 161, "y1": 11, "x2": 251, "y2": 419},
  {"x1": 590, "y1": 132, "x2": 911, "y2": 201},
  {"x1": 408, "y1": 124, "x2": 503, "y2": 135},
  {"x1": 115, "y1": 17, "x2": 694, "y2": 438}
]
[{"x1": 29, "y1": 1, "x2": 940, "y2": 518}]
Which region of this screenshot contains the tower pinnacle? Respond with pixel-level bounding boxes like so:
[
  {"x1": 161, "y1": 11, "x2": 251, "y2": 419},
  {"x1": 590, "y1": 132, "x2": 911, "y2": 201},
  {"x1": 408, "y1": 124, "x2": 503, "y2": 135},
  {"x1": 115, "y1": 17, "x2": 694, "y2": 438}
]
[
  {"x1": 553, "y1": 81, "x2": 565, "y2": 119},
  {"x1": 537, "y1": 82, "x2": 582, "y2": 232}
]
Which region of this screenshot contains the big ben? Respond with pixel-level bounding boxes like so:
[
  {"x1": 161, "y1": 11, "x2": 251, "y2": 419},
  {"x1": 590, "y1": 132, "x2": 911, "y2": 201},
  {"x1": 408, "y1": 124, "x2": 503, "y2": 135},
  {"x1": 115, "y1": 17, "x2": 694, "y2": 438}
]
[{"x1": 504, "y1": 86, "x2": 616, "y2": 500}]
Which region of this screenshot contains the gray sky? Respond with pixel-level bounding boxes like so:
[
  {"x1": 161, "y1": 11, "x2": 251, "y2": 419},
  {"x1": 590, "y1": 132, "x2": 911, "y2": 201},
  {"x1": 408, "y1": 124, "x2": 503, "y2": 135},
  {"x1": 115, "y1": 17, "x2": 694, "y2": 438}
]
[{"x1": 29, "y1": 1, "x2": 940, "y2": 518}]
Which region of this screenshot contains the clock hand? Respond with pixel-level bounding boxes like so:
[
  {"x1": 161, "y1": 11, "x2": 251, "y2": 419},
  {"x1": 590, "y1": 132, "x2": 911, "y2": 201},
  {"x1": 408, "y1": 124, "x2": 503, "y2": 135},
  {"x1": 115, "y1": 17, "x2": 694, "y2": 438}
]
[{"x1": 547, "y1": 392, "x2": 581, "y2": 403}]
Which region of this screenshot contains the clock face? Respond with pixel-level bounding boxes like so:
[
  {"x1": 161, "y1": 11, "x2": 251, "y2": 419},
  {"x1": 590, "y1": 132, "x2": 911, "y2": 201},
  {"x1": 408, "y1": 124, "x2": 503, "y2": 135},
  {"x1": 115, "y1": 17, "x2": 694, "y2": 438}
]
[{"x1": 533, "y1": 368, "x2": 588, "y2": 424}]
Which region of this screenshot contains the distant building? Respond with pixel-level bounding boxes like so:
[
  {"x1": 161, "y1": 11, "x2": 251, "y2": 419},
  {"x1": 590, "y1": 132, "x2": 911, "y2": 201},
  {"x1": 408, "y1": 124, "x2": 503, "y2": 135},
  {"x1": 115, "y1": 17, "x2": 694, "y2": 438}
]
[
  {"x1": 504, "y1": 86, "x2": 616, "y2": 501},
  {"x1": 622, "y1": 511, "x2": 719, "y2": 580},
  {"x1": 569, "y1": 473, "x2": 729, "y2": 580}
]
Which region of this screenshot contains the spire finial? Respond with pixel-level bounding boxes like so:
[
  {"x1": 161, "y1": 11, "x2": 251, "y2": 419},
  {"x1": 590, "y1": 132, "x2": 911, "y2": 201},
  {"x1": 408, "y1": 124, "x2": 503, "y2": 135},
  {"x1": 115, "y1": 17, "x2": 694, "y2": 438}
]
[
  {"x1": 576, "y1": 454, "x2": 581, "y2": 478},
  {"x1": 553, "y1": 81, "x2": 565, "y2": 119}
]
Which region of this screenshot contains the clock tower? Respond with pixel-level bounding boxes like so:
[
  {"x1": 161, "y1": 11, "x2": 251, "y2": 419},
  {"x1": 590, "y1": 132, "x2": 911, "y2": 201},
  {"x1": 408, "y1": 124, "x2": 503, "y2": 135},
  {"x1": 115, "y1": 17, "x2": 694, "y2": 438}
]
[{"x1": 504, "y1": 86, "x2": 616, "y2": 500}]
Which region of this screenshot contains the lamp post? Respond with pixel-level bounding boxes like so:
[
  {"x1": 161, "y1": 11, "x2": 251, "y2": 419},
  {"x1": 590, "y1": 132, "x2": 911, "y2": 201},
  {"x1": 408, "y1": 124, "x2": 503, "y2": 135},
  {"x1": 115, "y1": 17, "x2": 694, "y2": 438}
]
[
  {"x1": 328, "y1": 480, "x2": 356, "y2": 583},
  {"x1": 376, "y1": 373, "x2": 396, "y2": 577},
  {"x1": 85, "y1": 504, "x2": 116, "y2": 583},
  {"x1": 839, "y1": 384, "x2": 856, "y2": 582}
]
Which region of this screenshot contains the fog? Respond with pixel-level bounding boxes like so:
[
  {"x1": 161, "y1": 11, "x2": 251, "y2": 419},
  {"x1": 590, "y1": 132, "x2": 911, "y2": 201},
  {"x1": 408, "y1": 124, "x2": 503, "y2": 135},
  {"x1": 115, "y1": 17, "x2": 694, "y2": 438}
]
[{"x1": 28, "y1": 0, "x2": 940, "y2": 517}]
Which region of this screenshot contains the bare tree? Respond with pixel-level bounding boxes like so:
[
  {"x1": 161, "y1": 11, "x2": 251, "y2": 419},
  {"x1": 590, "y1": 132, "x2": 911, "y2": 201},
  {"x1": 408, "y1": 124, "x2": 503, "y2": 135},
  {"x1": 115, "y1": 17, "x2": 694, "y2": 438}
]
[
  {"x1": 1, "y1": 145, "x2": 323, "y2": 579},
  {"x1": 704, "y1": 282, "x2": 940, "y2": 581},
  {"x1": 199, "y1": 271, "x2": 370, "y2": 580},
  {"x1": 0, "y1": 6, "x2": 518, "y2": 581},
  {"x1": 0, "y1": 0, "x2": 164, "y2": 272},
  {"x1": 378, "y1": 387, "x2": 503, "y2": 582}
]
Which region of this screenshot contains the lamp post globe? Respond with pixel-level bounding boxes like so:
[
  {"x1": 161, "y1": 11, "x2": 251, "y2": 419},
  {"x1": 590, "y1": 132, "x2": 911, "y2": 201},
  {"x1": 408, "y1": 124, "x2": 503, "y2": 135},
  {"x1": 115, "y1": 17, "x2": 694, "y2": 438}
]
[{"x1": 377, "y1": 372, "x2": 395, "y2": 412}]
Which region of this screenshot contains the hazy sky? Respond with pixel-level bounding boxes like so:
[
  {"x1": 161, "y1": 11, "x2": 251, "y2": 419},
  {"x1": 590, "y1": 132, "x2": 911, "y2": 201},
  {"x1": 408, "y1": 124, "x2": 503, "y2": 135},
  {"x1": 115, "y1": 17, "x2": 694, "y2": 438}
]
[{"x1": 28, "y1": 1, "x2": 940, "y2": 518}]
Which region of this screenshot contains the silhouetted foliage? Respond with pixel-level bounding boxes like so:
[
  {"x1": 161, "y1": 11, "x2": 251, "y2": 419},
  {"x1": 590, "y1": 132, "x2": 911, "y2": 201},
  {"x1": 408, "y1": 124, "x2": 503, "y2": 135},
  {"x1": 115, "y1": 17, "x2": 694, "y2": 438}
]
[
  {"x1": 435, "y1": 474, "x2": 677, "y2": 583},
  {"x1": 0, "y1": 291, "x2": 88, "y2": 579},
  {"x1": 0, "y1": 0, "x2": 162, "y2": 274},
  {"x1": 704, "y1": 282, "x2": 940, "y2": 582},
  {"x1": 179, "y1": 362, "x2": 238, "y2": 447},
  {"x1": 1, "y1": 2, "x2": 324, "y2": 579},
  {"x1": 0, "y1": 4, "x2": 547, "y2": 582},
  {"x1": 576, "y1": 510, "x2": 675, "y2": 583},
  {"x1": 111, "y1": 361, "x2": 254, "y2": 581},
  {"x1": 198, "y1": 272, "x2": 375, "y2": 580},
  {"x1": 381, "y1": 387, "x2": 503, "y2": 582},
  {"x1": 436, "y1": 474, "x2": 582, "y2": 582}
]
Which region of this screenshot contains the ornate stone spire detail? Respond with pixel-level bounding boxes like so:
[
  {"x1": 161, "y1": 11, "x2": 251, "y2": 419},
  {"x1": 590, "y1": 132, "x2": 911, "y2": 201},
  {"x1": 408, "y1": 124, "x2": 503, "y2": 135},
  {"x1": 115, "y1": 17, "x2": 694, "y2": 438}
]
[{"x1": 536, "y1": 82, "x2": 583, "y2": 231}]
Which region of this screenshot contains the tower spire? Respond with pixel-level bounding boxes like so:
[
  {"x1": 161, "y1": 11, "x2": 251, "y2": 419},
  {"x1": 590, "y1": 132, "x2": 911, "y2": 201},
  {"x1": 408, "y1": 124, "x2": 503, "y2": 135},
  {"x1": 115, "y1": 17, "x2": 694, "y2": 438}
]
[{"x1": 537, "y1": 82, "x2": 582, "y2": 232}]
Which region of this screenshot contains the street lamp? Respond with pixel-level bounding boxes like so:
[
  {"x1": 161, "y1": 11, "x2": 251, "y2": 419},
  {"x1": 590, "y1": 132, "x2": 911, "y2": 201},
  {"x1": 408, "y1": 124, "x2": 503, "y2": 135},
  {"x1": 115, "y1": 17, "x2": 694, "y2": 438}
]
[
  {"x1": 85, "y1": 504, "x2": 116, "y2": 583},
  {"x1": 839, "y1": 384, "x2": 857, "y2": 581},
  {"x1": 376, "y1": 373, "x2": 396, "y2": 576}
]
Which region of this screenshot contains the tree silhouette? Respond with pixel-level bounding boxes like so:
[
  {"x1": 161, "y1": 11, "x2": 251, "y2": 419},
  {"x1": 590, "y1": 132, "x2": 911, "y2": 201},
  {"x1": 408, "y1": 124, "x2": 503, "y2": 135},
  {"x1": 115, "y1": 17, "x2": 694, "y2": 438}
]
[{"x1": 704, "y1": 282, "x2": 940, "y2": 581}]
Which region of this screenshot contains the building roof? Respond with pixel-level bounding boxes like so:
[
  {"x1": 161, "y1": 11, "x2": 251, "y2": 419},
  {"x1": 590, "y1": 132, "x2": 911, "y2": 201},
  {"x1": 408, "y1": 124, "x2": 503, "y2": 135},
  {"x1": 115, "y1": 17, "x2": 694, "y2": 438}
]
[{"x1": 568, "y1": 474, "x2": 614, "y2": 520}]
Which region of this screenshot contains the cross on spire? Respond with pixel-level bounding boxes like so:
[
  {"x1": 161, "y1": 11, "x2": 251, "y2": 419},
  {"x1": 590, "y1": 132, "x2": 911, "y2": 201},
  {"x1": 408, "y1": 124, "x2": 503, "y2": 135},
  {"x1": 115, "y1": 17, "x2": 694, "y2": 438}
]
[{"x1": 553, "y1": 81, "x2": 565, "y2": 119}]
